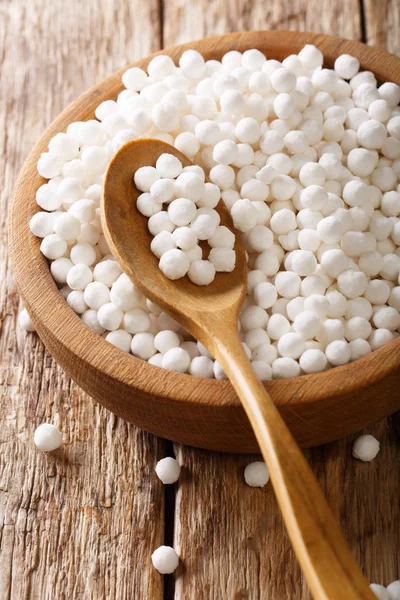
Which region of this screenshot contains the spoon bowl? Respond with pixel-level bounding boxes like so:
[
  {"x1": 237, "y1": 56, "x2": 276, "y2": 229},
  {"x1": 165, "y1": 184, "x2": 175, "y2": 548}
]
[{"x1": 101, "y1": 139, "x2": 247, "y2": 349}]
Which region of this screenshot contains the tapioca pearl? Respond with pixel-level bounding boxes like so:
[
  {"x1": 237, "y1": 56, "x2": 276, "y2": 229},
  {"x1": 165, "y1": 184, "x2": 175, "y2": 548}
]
[
  {"x1": 299, "y1": 349, "x2": 328, "y2": 373},
  {"x1": 343, "y1": 316, "x2": 372, "y2": 342},
  {"x1": 240, "y1": 305, "x2": 269, "y2": 330},
  {"x1": 349, "y1": 339, "x2": 371, "y2": 361},
  {"x1": 325, "y1": 290, "x2": 347, "y2": 318},
  {"x1": 297, "y1": 209, "x2": 324, "y2": 230},
  {"x1": 369, "y1": 328, "x2": 394, "y2": 350},
  {"x1": 130, "y1": 332, "x2": 156, "y2": 360},
  {"x1": 266, "y1": 314, "x2": 291, "y2": 341},
  {"x1": 303, "y1": 294, "x2": 330, "y2": 318},
  {"x1": 372, "y1": 306, "x2": 400, "y2": 331},
  {"x1": 388, "y1": 286, "x2": 400, "y2": 311},
  {"x1": 29, "y1": 211, "x2": 58, "y2": 238},
  {"x1": 270, "y1": 209, "x2": 297, "y2": 235},
  {"x1": 380, "y1": 253, "x2": 400, "y2": 280},
  {"x1": 274, "y1": 271, "x2": 301, "y2": 299},
  {"x1": 337, "y1": 270, "x2": 368, "y2": 299},
  {"x1": 40, "y1": 234, "x2": 68, "y2": 260},
  {"x1": 325, "y1": 339, "x2": 351, "y2": 366},
  {"x1": 272, "y1": 357, "x2": 301, "y2": 379},
  {"x1": 293, "y1": 311, "x2": 321, "y2": 339},
  {"x1": 364, "y1": 279, "x2": 391, "y2": 305}
]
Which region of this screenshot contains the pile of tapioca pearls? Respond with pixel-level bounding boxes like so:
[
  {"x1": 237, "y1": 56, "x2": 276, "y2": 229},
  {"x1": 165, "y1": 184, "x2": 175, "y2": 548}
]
[{"x1": 27, "y1": 43, "x2": 400, "y2": 380}]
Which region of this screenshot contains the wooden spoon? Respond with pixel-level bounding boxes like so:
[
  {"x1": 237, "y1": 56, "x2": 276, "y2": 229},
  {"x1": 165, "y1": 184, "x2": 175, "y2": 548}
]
[{"x1": 101, "y1": 139, "x2": 374, "y2": 600}]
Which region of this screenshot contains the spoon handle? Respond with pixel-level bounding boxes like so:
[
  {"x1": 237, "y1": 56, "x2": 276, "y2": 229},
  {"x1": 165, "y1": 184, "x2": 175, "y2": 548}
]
[{"x1": 215, "y1": 336, "x2": 374, "y2": 600}]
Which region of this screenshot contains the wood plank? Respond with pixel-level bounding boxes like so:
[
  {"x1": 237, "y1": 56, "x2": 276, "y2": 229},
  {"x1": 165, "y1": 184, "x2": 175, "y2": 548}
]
[
  {"x1": 163, "y1": 0, "x2": 362, "y2": 48},
  {"x1": 167, "y1": 3, "x2": 399, "y2": 598},
  {"x1": 364, "y1": 0, "x2": 400, "y2": 56},
  {"x1": 0, "y1": 1, "x2": 165, "y2": 599}
]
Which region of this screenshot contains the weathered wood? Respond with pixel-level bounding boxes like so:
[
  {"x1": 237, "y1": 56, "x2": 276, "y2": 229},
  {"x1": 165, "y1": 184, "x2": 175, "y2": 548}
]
[
  {"x1": 163, "y1": 0, "x2": 362, "y2": 48},
  {"x1": 0, "y1": 1, "x2": 164, "y2": 599},
  {"x1": 364, "y1": 0, "x2": 400, "y2": 56},
  {"x1": 170, "y1": 4, "x2": 400, "y2": 600}
]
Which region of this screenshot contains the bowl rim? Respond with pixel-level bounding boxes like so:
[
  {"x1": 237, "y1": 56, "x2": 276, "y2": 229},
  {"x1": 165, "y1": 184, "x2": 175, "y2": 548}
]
[{"x1": 9, "y1": 30, "x2": 400, "y2": 411}]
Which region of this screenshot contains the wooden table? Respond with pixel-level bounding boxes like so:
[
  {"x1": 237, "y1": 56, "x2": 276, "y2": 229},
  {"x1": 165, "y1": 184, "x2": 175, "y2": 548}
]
[{"x1": 1, "y1": 1, "x2": 400, "y2": 598}]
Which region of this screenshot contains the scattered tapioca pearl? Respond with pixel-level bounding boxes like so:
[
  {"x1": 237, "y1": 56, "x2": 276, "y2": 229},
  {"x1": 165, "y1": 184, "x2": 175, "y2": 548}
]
[
  {"x1": 352, "y1": 434, "x2": 380, "y2": 462},
  {"x1": 155, "y1": 457, "x2": 181, "y2": 484},
  {"x1": 18, "y1": 308, "x2": 35, "y2": 332},
  {"x1": 34, "y1": 423, "x2": 62, "y2": 452},
  {"x1": 151, "y1": 545, "x2": 179, "y2": 574},
  {"x1": 244, "y1": 461, "x2": 270, "y2": 487},
  {"x1": 30, "y1": 44, "x2": 400, "y2": 379}
]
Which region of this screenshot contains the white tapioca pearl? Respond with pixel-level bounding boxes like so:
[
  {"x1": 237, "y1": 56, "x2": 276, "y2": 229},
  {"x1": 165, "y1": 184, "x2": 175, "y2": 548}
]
[
  {"x1": 240, "y1": 179, "x2": 269, "y2": 202},
  {"x1": 320, "y1": 249, "x2": 349, "y2": 278},
  {"x1": 278, "y1": 230, "x2": 299, "y2": 252},
  {"x1": 387, "y1": 115, "x2": 400, "y2": 140},
  {"x1": 357, "y1": 119, "x2": 387, "y2": 149},
  {"x1": 271, "y1": 298, "x2": 290, "y2": 317},
  {"x1": 286, "y1": 297, "x2": 305, "y2": 321},
  {"x1": 254, "y1": 251, "x2": 280, "y2": 276},
  {"x1": 137, "y1": 193, "x2": 163, "y2": 217},
  {"x1": 270, "y1": 175, "x2": 296, "y2": 201},
  {"x1": 267, "y1": 314, "x2": 291, "y2": 340},
  {"x1": 325, "y1": 339, "x2": 351, "y2": 366},
  {"x1": 259, "y1": 130, "x2": 285, "y2": 154},
  {"x1": 315, "y1": 319, "x2": 345, "y2": 345},
  {"x1": 240, "y1": 305, "x2": 269, "y2": 330},
  {"x1": 345, "y1": 297, "x2": 373, "y2": 321},
  {"x1": 290, "y1": 250, "x2": 317, "y2": 276},
  {"x1": 243, "y1": 328, "x2": 270, "y2": 350},
  {"x1": 317, "y1": 216, "x2": 343, "y2": 244},
  {"x1": 372, "y1": 306, "x2": 400, "y2": 331},
  {"x1": 297, "y1": 209, "x2": 324, "y2": 230},
  {"x1": 273, "y1": 93, "x2": 296, "y2": 120},
  {"x1": 246, "y1": 225, "x2": 273, "y2": 252},
  {"x1": 231, "y1": 199, "x2": 258, "y2": 233},
  {"x1": 326, "y1": 290, "x2": 347, "y2": 318},
  {"x1": 299, "y1": 162, "x2": 326, "y2": 187},
  {"x1": 371, "y1": 166, "x2": 398, "y2": 192},
  {"x1": 277, "y1": 332, "x2": 305, "y2": 359},
  {"x1": 83, "y1": 282, "x2": 110, "y2": 310},
  {"x1": 318, "y1": 153, "x2": 342, "y2": 180},
  {"x1": 311, "y1": 91, "x2": 334, "y2": 112},
  {"x1": 272, "y1": 357, "x2": 300, "y2": 379},
  {"x1": 344, "y1": 317, "x2": 372, "y2": 342},
  {"x1": 297, "y1": 229, "x2": 320, "y2": 252},
  {"x1": 334, "y1": 54, "x2": 360, "y2": 79},
  {"x1": 337, "y1": 269, "x2": 368, "y2": 299},
  {"x1": 381, "y1": 191, "x2": 400, "y2": 217},
  {"x1": 293, "y1": 311, "x2": 321, "y2": 339},
  {"x1": 304, "y1": 294, "x2": 330, "y2": 318},
  {"x1": 364, "y1": 279, "x2": 391, "y2": 304},
  {"x1": 209, "y1": 164, "x2": 235, "y2": 190},
  {"x1": 254, "y1": 282, "x2": 278, "y2": 309},
  {"x1": 274, "y1": 271, "x2": 301, "y2": 299},
  {"x1": 252, "y1": 343, "x2": 278, "y2": 365},
  {"x1": 380, "y1": 253, "x2": 400, "y2": 280},
  {"x1": 301, "y1": 186, "x2": 328, "y2": 211},
  {"x1": 267, "y1": 153, "x2": 292, "y2": 175},
  {"x1": 341, "y1": 231, "x2": 369, "y2": 257},
  {"x1": 270, "y1": 209, "x2": 296, "y2": 234},
  {"x1": 369, "y1": 328, "x2": 394, "y2": 350},
  {"x1": 388, "y1": 286, "x2": 400, "y2": 311},
  {"x1": 349, "y1": 338, "x2": 371, "y2": 360}
]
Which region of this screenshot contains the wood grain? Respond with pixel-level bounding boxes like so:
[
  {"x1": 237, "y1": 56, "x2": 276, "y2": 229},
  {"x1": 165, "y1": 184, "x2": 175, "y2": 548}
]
[
  {"x1": 0, "y1": 1, "x2": 165, "y2": 599},
  {"x1": 364, "y1": 0, "x2": 400, "y2": 56},
  {"x1": 163, "y1": 0, "x2": 362, "y2": 47}
]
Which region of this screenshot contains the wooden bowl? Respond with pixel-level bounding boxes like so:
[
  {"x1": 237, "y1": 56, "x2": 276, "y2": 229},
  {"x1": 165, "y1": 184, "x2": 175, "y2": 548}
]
[{"x1": 9, "y1": 31, "x2": 400, "y2": 453}]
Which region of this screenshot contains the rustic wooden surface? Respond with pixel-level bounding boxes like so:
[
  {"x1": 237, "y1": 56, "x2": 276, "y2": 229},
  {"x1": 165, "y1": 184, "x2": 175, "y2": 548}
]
[{"x1": 1, "y1": 1, "x2": 399, "y2": 599}]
